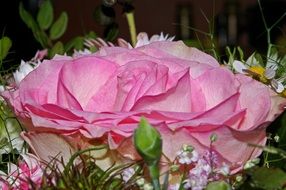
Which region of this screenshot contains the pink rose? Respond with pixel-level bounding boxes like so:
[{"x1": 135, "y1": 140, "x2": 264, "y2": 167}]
[{"x1": 3, "y1": 41, "x2": 286, "y2": 170}]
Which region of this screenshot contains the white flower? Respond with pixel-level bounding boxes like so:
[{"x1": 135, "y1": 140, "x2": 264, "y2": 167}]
[
  {"x1": 84, "y1": 32, "x2": 175, "y2": 51},
  {"x1": 136, "y1": 178, "x2": 145, "y2": 187},
  {"x1": 73, "y1": 49, "x2": 92, "y2": 57},
  {"x1": 232, "y1": 53, "x2": 286, "y2": 94},
  {"x1": 0, "y1": 85, "x2": 4, "y2": 93},
  {"x1": 243, "y1": 158, "x2": 260, "y2": 170},
  {"x1": 13, "y1": 60, "x2": 34, "y2": 85},
  {"x1": 143, "y1": 183, "x2": 154, "y2": 190},
  {"x1": 217, "y1": 163, "x2": 230, "y2": 176},
  {"x1": 176, "y1": 145, "x2": 199, "y2": 165},
  {"x1": 135, "y1": 32, "x2": 175, "y2": 48},
  {"x1": 122, "y1": 167, "x2": 135, "y2": 182}
]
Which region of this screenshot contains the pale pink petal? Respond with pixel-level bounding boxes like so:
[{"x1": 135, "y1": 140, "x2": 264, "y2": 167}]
[
  {"x1": 19, "y1": 60, "x2": 65, "y2": 105},
  {"x1": 137, "y1": 41, "x2": 220, "y2": 67},
  {"x1": 168, "y1": 93, "x2": 245, "y2": 131},
  {"x1": 21, "y1": 132, "x2": 75, "y2": 165},
  {"x1": 235, "y1": 74, "x2": 273, "y2": 130},
  {"x1": 191, "y1": 126, "x2": 266, "y2": 169},
  {"x1": 58, "y1": 56, "x2": 118, "y2": 109},
  {"x1": 196, "y1": 67, "x2": 239, "y2": 109},
  {"x1": 131, "y1": 70, "x2": 195, "y2": 112}
]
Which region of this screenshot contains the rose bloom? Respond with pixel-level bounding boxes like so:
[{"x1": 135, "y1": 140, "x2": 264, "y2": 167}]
[{"x1": 3, "y1": 40, "x2": 286, "y2": 171}]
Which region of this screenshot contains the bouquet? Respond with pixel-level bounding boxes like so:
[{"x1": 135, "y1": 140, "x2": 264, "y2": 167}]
[{"x1": 1, "y1": 0, "x2": 286, "y2": 189}]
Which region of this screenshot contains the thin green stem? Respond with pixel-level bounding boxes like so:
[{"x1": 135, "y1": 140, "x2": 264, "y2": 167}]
[
  {"x1": 149, "y1": 164, "x2": 161, "y2": 190},
  {"x1": 125, "y1": 12, "x2": 137, "y2": 47},
  {"x1": 63, "y1": 145, "x2": 107, "y2": 175}
]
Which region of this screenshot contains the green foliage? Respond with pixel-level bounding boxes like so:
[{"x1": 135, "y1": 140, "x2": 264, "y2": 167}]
[
  {"x1": 49, "y1": 41, "x2": 65, "y2": 58},
  {"x1": 19, "y1": 1, "x2": 100, "y2": 58},
  {"x1": 206, "y1": 181, "x2": 231, "y2": 190},
  {"x1": 34, "y1": 148, "x2": 143, "y2": 190},
  {"x1": 65, "y1": 32, "x2": 98, "y2": 54},
  {"x1": 134, "y1": 118, "x2": 162, "y2": 190},
  {"x1": 134, "y1": 117, "x2": 162, "y2": 166},
  {"x1": 105, "y1": 23, "x2": 119, "y2": 42},
  {"x1": 19, "y1": 1, "x2": 71, "y2": 57},
  {"x1": 242, "y1": 167, "x2": 286, "y2": 190},
  {"x1": 0, "y1": 37, "x2": 12, "y2": 61},
  {"x1": 37, "y1": 0, "x2": 54, "y2": 30},
  {"x1": 19, "y1": 2, "x2": 38, "y2": 31},
  {"x1": 49, "y1": 12, "x2": 68, "y2": 40}
]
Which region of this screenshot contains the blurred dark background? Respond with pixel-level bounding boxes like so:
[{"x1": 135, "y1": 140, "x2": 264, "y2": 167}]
[{"x1": 1, "y1": 0, "x2": 286, "y2": 62}]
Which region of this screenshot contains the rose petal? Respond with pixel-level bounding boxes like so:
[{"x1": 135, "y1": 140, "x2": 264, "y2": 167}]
[
  {"x1": 58, "y1": 56, "x2": 118, "y2": 109},
  {"x1": 21, "y1": 132, "x2": 75, "y2": 165}
]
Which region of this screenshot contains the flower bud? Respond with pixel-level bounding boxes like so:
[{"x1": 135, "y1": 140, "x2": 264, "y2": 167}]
[{"x1": 134, "y1": 117, "x2": 162, "y2": 165}]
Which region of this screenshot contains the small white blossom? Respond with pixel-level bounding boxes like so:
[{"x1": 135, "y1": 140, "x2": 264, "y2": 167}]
[
  {"x1": 217, "y1": 163, "x2": 230, "y2": 176},
  {"x1": 136, "y1": 178, "x2": 145, "y2": 187},
  {"x1": 13, "y1": 60, "x2": 34, "y2": 85},
  {"x1": 73, "y1": 49, "x2": 92, "y2": 57},
  {"x1": 243, "y1": 158, "x2": 260, "y2": 170},
  {"x1": 0, "y1": 85, "x2": 4, "y2": 93},
  {"x1": 135, "y1": 32, "x2": 174, "y2": 48},
  {"x1": 176, "y1": 146, "x2": 199, "y2": 165},
  {"x1": 122, "y1": 167, "x2": 135, "y2": 182},
  {"x1": 274, "y1": 135, "x2": 280, "y2": 143},
  {"x1": 143, "y1": 183, "x2": 154, "y2": 190}
]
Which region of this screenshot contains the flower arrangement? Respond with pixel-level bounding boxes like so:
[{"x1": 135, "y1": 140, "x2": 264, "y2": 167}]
[{"x1": 1, "y1": 0, "x2": 286, "y2": 190}]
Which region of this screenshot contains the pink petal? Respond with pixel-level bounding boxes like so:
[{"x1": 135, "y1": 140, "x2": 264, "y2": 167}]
[
  {"x1": 168, "y1": 93, "x2": 245, "y2": 131},
  {"x1": 58, "y1": 56, "x2": 118, "y2": 109},
  {"x1": 131, "y1": 70, "x2": 198, "y2": 112},
  {"x1": 235, "y1": 74, "x2": 272, "y2": 130},
  {"x1": 196, "y1": 67, "x2": 239, "y2": 109},
  {"x1": 19, "y1": 60, "x2": 65, "y2": 105},
  {"x1": 191, "y1": 126, "x2": 266, "y2": 169},
  {"x1": 21, "y1": 132, "x2": 75, "y2": 165},
  {"x1": 137, "y1": 41, "x2": 220, "y2": 67}
]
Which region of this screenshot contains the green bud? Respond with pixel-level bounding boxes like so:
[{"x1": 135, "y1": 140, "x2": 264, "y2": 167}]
[
  {"x1": 210, "y1": 133, "x2": 218, "y2": 143},
  {"x1": 134, "y1": 117, "x2": 162, "y2": 165},
  {"x1": 170, "y1": 164, "x2": 180, "y2": 172},
  {"x1": 182, "y1": 144, "x2": 194, "y2": 152},
  {"x1": 235, "y1": 175, "x2": 243, "y2": 182}
]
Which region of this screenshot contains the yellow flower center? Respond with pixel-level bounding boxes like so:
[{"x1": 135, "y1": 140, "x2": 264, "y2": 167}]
[
  {"x1": 248, "y1": 66, "x2": 268, "y2": 83},
  {"x1": 248, "y1": 66, "x2": 265, "y2": 76},
  {"x1": 282, "y1": 89, "x2": 286, "y2": 97}
]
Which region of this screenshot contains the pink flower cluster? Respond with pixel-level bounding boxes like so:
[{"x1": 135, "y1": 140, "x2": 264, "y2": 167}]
[
  {"x1": 3, "y1": 40, "x2": 286, "y2": 173},
  {"x1": 0, "y1": 154, "x2": 45, "y2": 190}
]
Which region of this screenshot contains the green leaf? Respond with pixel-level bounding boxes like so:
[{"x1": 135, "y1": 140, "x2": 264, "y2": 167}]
[
  {"x1": 49, "y1": 12, "x2": 68, "y2": 40},
  {"x1": 86, "y1": 31, "x2": 97, "y2": 39},
  {"x1": 65, "y1": 37, "x2": 84, "y2": 53},
  {"x1": 134, "y1": 117, "x2": 162, "y2": 165},
  {"x1": 206, "y1": 181, "x2": 231, "y2": 190},
  {"x1": 251, "y1": 167, "x2": 286, "y2": 190},
  {"x1": 0, "y1": 37, "x2": 12, "y2": 60},
  {"x1": 278, "y1": 112, "x2": 286, "y2": 150},
  {"x1": 19, "y1": 2, "x2": 38, "y2": 31},
  {"x1": 237, "y1": 46, "x2": 244, "y2": 61},
  {"x1": 105, "y1": 23, "x2": 119, "y2": 41},
  {"x1": 49, "y1": 41, "x2": 64, "y2": 58},
  {"x1": 37, "y1": 0, "x2": 54, "y2": 30}
]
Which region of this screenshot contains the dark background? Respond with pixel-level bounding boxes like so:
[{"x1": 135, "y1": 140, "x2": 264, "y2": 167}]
[{"x1": 1, "y1": 0, "x2": 286, "y2": 62}]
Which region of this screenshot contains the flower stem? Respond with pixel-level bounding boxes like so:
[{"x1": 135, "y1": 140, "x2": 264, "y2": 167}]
[
  {"x1": 125, "y1": 11, "x2": 137, "y2": 47},
  {"x1": 148, "y1": 164, "x2": 161, "y2": 190}
]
